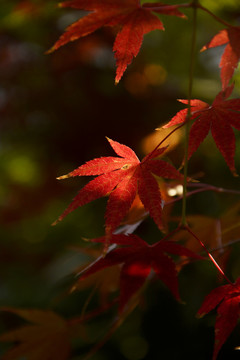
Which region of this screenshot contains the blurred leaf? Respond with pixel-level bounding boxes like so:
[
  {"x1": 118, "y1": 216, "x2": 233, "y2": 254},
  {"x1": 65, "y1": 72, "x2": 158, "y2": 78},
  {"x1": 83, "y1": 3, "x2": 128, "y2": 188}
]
[{"x1": 0, "y1": 308, "x2": 71, "y2": 360}]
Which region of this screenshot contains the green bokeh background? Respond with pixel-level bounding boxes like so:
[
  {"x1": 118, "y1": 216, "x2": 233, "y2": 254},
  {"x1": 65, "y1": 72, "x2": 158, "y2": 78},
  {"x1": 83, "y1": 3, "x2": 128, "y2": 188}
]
[{"x1": 0, "y1": 1, "x2": 240, "y2": 359}]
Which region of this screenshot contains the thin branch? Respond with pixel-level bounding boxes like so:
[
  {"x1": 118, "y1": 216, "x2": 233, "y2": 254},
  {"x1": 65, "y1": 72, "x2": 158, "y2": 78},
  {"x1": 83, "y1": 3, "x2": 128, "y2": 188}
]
[
  {"x1": 197, "y1": 3, "x2": 234, "y2": 28},
  {"x1": 210, "y1": 237, "x2": 240, "y2": 252},
  {"x1": 68, "y1": 298, "x2": 118, "y2": 326},
  {"x1": 187, "y1": 182, "x2": 240, "y2": 196},
  {"x1": 182, "y1": 225, "x2": 234, "y2": 285},
  {"x1": 155, "y1": 225, "x2": 182, "y2": 243},
  {"x1": 165, "y1": 183, "x2": 240, "y2": 206},
  {"x1": 222, "y1": 223, "x2": 240, "y2": 236},
  {"x1": 144, "y1": 3, "x2": 192, "y2": 11},
  {"x1": 142, "y1": 122, "x2": 186, "y2": 163},
  {"x1": 181, "y1": 0, "x2": 198, "y2": 226}
]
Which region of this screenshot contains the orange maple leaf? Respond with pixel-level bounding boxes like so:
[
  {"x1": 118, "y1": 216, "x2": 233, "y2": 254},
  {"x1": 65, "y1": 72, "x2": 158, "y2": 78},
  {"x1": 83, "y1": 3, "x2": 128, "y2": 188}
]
[{"x1": 0, "y1": 308, "x2": 71, "y2": 360}]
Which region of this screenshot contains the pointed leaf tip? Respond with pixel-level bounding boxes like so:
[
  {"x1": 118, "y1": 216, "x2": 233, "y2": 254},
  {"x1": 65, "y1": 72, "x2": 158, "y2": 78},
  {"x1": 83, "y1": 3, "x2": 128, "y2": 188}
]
[
  {"x1": 57, "y1": 174, "x2": 71, "y2": 180},
  {"x1": 45, "y1": 47, "x2": 54, "y2": 55},
  {"x1": 164, "y1": 88, "x2": 240, "y2": 171},
  {"x1": 196, "y1": 312, "x2": 205, "y2": 319}
]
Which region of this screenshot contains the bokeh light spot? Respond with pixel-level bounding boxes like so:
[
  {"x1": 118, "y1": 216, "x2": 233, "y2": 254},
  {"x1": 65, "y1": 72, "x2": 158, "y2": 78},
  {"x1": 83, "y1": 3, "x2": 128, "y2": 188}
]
[
  {"x1": 144, "y1": 64, "x2": 167, "y2": 86},
  {"x1": 7, "y1": 155, "x2": 40, "y2": 185}
]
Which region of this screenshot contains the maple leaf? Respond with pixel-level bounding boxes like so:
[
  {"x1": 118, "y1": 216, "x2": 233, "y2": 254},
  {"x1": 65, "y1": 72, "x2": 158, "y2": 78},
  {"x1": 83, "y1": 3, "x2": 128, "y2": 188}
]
[
  {"x1": 73, "y1": 264, "x2": 121, "y2": 305},
  {"x1": 77, "y1": 233, "x2": 201, "y2": 312},
  {"x1": 48, "y1": 0, "x2": 185, "y2": 82},
  {"x1": 54, "y1": 138, "x2": 183, "y2": 232},
  {"x1": 163, "y1": 85, "x2": 240, "y2": 174},
  {"x1": 201, "y1": 26, "x2": 240, "y2": 90},
  {"x1": 197, "y1": 278, "x2": 240, "y2": 360},
  {"x1": 70, "y1": 245, "x2": 121, "y2": 305},
  {"x1": 0, "y1": 308, "x2": 71, "y2": 360}
]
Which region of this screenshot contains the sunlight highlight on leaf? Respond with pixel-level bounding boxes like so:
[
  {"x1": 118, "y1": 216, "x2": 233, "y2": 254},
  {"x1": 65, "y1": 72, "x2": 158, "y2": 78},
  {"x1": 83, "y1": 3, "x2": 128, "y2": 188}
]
[{"x1": 141, "y1": 126, "x2": 183, "y2": 156}]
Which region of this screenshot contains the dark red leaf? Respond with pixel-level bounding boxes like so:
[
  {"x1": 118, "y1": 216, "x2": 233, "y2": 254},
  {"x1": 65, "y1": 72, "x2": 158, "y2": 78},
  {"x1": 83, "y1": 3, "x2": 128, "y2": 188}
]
[
  {"x1": 163, "y1": 86, "x2": 240, "y2": 174},
  {"x1": 78, "y1": 234, "x2": 200, "y2": 312},
  {"x1": 201, "y1": 27, "x2": 240, "y2": 90},
  {"x1": 197, "y1": 278, "x2": 240, "y2": 360}
]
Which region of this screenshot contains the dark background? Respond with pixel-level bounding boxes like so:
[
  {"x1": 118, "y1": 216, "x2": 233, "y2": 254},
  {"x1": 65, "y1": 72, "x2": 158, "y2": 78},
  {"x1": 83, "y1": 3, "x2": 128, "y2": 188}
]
[{"x1": 0, "y1": 1, "x2": 240, "y2": 359}]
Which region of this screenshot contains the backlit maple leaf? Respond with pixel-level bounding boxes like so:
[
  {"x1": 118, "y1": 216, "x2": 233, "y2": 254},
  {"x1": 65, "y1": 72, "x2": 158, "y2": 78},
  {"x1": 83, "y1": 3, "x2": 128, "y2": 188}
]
[
  {"x1": 0, "y1": 308, "x2": 71, "y2": 360},
  {"x1": 54, "y1": 138, "x2": 183, "y2": 232},
  {"x1": 163, "y1": 85, "x2": 240, "y2": 174},
  {"x1": 48, "y1": 0, "x2": 185, "y2": 82},
  {"x1": 197, "y1": 278, "x2": 240, "y2": 360},
  {"x1": 78, "y1": 233, "x2": 201, "y2": 312},
  {"x1": 201, "y1": 26, "x2": 240, "y2": 90}
]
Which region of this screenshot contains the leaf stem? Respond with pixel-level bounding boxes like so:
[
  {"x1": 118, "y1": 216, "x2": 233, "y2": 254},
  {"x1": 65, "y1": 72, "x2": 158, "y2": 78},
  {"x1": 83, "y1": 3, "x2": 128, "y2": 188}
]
[
  {"x1": 210, "y1": 237, "x2": 240, "y2": 252},
  {"x1": 181, "y1": 0, "x2": 198, "y2": 226},
  {"x1": 156, "y1": 225, "x2": 181, "y2": 243},
  {"x1": 144, "y1": 1, "x2": 233, "y2": 29},
  {"x1": 183, "y1": 184, "x2": 240, "y2": 198},
  {"x1": 187, "y1": 182, "x2": 240, "y2": 192},
  {"x1": 144, "y1": 3, "x2": 192, "y2": 11},
  {"x1": 80, "y1": 282, "x2": 99, "y2": 319},
  {"x1": 197, "y1": 3, "x2": 234, "y2": 28},
  {"x1": 143, "y1": 122, "x2": 186, "y2": 163},
  {"x1": 222, "y1": 222, "x2": 240, "y2": 236},
  {"x1": 183, "y1": 225, "x2": 234, "y2": 285},
  {"x1": 165, "y1": 183, "x2": 240, "y2": 206},
  {"x1": 68, "y1": 298, "x2": 118, "y2": 326},
  {"x1": 176, "y1": 237, "x2": 240, "y2": 268}
]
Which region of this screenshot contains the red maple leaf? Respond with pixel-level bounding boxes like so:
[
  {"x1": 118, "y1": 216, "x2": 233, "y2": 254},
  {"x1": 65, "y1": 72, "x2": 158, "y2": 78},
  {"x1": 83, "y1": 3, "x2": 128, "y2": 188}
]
[
  {"x1": 78, "y1": 233, "x2": 201, "y2": 312},
  {"x1": 54, "y1": 138, "x2": 183, "y2": 233},
  {"x1": 201, "y1": 26, "x2": 240, "y2": 90},
  {"x1": 197, "y1": 278, "x2": 240, "y2": 360},
  {"x1": 48, "y1": 0, "x2": 185, "y2": 82},
  {"x1": 163, "y1": 85, "x2": 240, "y2": 174}
]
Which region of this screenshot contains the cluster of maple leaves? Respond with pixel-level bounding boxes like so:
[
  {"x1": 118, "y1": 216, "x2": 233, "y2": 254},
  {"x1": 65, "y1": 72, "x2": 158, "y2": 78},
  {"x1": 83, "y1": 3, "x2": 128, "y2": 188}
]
[{"x1": 1, "y1": 1, "x2": 240, "y2": 360}]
